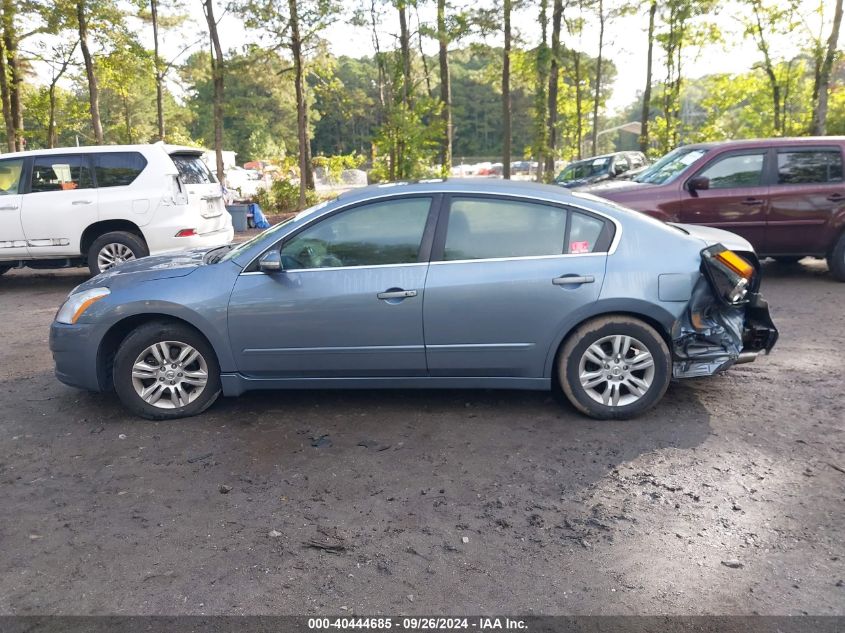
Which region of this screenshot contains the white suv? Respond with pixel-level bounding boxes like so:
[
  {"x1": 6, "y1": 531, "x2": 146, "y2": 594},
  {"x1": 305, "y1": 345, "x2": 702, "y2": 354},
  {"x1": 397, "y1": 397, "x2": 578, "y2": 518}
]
[{"x1": 0, "y1": 142, "x2": 234, "y2": 276}]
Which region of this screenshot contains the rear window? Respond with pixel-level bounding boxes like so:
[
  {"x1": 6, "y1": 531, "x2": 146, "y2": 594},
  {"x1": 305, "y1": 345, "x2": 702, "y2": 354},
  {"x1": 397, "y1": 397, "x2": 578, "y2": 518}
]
[
  {"x1": 777, "y1": 149, "x2": 843, "y2": 185},
  {"x1": 171, "y1": 154, "x2": 217, "y2": 184},
  {"x1": 94, "y1": 152, "x2": 147, "y2": 187}
]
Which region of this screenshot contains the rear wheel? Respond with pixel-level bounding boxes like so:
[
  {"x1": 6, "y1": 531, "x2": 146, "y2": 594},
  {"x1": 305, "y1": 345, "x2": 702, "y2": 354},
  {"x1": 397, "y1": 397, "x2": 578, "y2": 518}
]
[
  {"x1": 558, "y1": 316, "x2": 671, "y2": 420},
  {"x1": 88, "y1": 231, "x2": 148, "y2": 276},
  {"x1": 828, "y1": 233, "x2": 845, "y2": 282},
  {"x1": 113, "y1": 321, "x2": 221, "y2": 420}
]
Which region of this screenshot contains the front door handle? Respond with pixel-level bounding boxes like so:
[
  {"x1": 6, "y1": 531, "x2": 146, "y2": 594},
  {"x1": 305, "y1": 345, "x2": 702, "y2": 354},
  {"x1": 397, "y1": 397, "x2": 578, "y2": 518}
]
[
  {"x1": 553, "y1": 275, "x2": 595, "y2": 286},
  {"x1": 0, "y1": 204, "x2": 18, "y2": 210},
  {"x1": 741, "y1": 198, "x2": 764, "y2": 206},
  {"x1": 72, "y1": 200, "x2": 93, "y2": 205},
  {"x1": 827, "y1": 193, "x2": 844, "y2": 202},
  {"x1": 377, "y1": 289, "x2": 418, "y2": 300}
]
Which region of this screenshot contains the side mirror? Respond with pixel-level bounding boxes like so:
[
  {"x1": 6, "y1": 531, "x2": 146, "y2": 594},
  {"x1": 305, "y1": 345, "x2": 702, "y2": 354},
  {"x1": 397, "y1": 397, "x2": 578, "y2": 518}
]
[
  {"x1": 687, "y1": 176, "x2": 710, "y2": 194},
  {"x1": 258, "y1": 250, "x2": 283, "y2": 273}
]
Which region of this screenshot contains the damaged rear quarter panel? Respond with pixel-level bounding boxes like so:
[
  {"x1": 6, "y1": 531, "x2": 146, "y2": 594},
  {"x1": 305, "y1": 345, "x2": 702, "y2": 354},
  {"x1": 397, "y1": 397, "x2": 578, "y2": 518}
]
[{"x1": 596, "y1": 219, "x2": 771, "y2": 380}]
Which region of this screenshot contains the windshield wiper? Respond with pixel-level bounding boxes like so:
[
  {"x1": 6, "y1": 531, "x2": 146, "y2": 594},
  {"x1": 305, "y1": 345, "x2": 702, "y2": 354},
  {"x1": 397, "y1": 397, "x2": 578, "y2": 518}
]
[{"x1": 204, "y1": 244, "x2": 235, "y2": 264}]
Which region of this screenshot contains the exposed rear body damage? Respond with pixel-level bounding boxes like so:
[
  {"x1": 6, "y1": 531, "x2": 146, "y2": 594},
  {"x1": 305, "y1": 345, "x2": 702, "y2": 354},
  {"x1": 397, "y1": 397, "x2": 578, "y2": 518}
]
[{"x1": 672, "y1": 245, "x2": 778, "y2": 379}]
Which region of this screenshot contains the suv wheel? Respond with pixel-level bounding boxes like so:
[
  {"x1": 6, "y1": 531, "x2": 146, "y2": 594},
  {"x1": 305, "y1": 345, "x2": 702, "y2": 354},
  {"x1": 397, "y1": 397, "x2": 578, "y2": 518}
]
[
  {"x1": 88, "y1": 231, "x2": 149, "y2": 276},
  {"x1": 558, "y1": 316, "x2": 671, "y2": 420},
  {"x1": 113, "y1": 321, "x2": 221, "y2": 420},
  {"x1": 828, "y1": 233, "x2": 845, "y2": 282}
]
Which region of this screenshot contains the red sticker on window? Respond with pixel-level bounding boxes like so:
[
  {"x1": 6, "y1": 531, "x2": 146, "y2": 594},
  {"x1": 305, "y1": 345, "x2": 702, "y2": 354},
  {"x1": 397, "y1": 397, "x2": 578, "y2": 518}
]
[{"x1": 570, "y1": 241, "x2": 591, "y2": 254}]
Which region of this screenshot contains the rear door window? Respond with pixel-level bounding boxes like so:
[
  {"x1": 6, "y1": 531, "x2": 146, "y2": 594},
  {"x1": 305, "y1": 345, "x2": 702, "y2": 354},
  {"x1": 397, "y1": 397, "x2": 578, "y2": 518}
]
[
  {"x1": 0, "y1": 158, "x2": 24, "y2": 195},
  {"x1": 443, "y1": 197, "x2": 567, "y2": 261},
  {"x1": 568, "y1": 212, "x2": 608, "y2": 254},
  {"x1": 30, "y1": 155, "x2": 93, "y2": 193},
  {"x1": 776, "y1": 149, "x2": 843, "y2": 184},
  {"x1": 171, "y1": 154, "x2": 217, "y2": 184},
  {"x1": 94, "y1": 152, "x2": 148, "y2": 187},
  {"x1": 697, "y1": 152, "x2": 765, "y2": 189}
]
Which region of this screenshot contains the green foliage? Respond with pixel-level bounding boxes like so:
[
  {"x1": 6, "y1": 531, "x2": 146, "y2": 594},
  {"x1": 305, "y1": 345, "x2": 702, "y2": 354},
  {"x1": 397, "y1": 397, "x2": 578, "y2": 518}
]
[
  {"x1": 254, "y1": 179, "x2": 321, "y2": 215},
  {"x1": 312, "y1": 152, "x2": 366, "y2": 184}
]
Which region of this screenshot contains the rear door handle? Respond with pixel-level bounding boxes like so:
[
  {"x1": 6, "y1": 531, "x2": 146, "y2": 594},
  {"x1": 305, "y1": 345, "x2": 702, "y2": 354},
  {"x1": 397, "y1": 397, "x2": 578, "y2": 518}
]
[
  {"x1": 741, "y1": 198, "x2": 764, "y2": 206},
  {"x1": 0, "y1": 204, "x2": 18, "y2": 210},
  {"x1": 553, "y1": 275, "x2": 595, "y2": 286},
  {"x1": 827, "y1": 193, "x2": 844, "y2": 202},
  {"x1": 377, "y1": 289, "x2": 418, "y2": 300},
  {"x1": 72, "y1": 200, "x2": 93, "y2": 205}
]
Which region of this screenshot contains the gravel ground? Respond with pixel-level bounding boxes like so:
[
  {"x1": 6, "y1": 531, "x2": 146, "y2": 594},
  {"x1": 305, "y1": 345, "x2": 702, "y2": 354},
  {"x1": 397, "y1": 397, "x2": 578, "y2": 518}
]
[{"x1": 0, "y1": 258, "x2": 842, "y2": 615}]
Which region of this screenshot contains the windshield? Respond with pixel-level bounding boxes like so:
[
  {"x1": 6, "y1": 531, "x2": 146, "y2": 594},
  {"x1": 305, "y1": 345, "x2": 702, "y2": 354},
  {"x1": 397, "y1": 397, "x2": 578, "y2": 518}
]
[
  {"x1": 219, "y1": 199, "x2": 334, "y2": 263},
  {"x1": 634, "y1": 147, "x2": 708, "y2": 184},
  {"x1": 558, "y1": 157, "x2": 611, "y2": 181}
]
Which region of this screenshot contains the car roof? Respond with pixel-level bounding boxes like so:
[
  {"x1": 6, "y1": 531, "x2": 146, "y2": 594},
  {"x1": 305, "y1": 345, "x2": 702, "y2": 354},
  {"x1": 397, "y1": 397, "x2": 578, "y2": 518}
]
[
  {"x1": 679, "y1": 136, "x2": 845, "y2": 151},
  {"x1": 335, "y1": 178, "x2": 581, "y2": 205},
  {"x1": 0, "y1": 141, "x2": 204, "y2": 160}
]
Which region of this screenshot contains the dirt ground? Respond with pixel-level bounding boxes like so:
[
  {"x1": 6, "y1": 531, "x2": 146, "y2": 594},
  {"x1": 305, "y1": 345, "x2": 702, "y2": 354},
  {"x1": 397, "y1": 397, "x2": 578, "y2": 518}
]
[{"x1": 0, "y1": 258, "x2": 843, "y2": 616}]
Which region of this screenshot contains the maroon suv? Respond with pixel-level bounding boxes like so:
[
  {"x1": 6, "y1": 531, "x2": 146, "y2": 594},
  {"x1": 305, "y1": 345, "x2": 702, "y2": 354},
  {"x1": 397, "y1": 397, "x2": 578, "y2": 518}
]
[{"x1": 576, "y1": 137, "x2": 845, "y2": 280}]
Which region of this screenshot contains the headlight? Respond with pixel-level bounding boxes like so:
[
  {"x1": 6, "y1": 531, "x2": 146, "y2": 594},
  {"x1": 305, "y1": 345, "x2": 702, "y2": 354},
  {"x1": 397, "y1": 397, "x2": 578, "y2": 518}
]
[{"x1": 55, "y1": 287, "x2": 110, "y2": 324}]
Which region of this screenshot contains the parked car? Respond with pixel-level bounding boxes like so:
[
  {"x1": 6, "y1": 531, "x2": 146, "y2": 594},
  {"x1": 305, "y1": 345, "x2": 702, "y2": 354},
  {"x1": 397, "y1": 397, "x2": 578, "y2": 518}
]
[
  {"x1": 0, "y1": 142, "x2": 234, "y2": 277},
  {"x1": 576, "y1": 138, "x2": 845, "y2": 280},
  {"x1": 555, "y1": 151, "x2": 648, "y2": 188},
  {"x1": 51, "y1": 180, "x2": 777, "y2": 421}
]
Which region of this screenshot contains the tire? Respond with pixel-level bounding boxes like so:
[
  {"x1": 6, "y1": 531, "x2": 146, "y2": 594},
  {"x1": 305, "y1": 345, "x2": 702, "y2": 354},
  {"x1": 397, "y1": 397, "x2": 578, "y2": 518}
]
[
  {"x1": 828, "y1": 233, "x2": 845, "y2": 282},
  {"x1": 87, "y1": 231, "x2": 149, "y2": 276},
  {"x1": 773, "y1": 256, "x2": 802, "y2": 265},
  {"x1": 557, "y1": 316, "x2": 671, "y2": 420},
  {"x1": 113, "y1": 321, "x2": 221, "y2": 420}
]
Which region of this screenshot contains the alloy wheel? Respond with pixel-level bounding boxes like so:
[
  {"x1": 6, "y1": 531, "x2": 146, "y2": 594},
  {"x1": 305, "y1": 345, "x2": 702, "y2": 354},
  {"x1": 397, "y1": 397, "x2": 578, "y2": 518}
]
[
  {"x1": 578, "y1": 334, "x2": 655, "y2": 407},
  {"x1": 130, "y1": 341, "x2": 209, "y2": 410},
  {"x1": 97, "y1": 243, "x2": 136, "y2": 271}
]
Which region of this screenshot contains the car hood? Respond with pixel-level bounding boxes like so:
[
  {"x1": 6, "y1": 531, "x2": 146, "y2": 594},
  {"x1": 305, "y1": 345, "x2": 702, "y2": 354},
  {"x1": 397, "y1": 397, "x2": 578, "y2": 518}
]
[
  {"x1": 670, "y1": 223, "x2": 754, "y2": 254},
  {"x1": 72, "y1": 248, "x2": 215, "y2": 294},
  {"x1": 573, "y1": 179, "x2": 654, "y2": 194}
]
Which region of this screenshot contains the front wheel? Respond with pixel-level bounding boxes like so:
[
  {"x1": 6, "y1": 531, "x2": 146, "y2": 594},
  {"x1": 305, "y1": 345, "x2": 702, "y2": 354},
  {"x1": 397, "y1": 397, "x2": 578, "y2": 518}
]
[
  {"x1": 558, "y1": 316, "x2": 671, "y2": 420},
  {"x1": 113, "y1": 321, "x2": 221, "y2": 420}
]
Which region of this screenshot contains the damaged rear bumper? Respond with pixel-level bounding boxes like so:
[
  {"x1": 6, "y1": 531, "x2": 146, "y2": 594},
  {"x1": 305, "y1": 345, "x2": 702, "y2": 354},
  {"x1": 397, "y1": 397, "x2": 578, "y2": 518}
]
[{"x1": 671, "y1": 246, "x2": 778, "y2": 379}]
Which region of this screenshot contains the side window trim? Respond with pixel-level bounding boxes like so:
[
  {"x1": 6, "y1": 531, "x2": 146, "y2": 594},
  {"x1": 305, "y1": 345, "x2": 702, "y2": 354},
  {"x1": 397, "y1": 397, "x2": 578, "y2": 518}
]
[
  {"x1": 245, "y1": 194, "x2": 441, "y2": 273},
  {"x1": 772, "y1": 145, "x2": 844, "y2": 186}
]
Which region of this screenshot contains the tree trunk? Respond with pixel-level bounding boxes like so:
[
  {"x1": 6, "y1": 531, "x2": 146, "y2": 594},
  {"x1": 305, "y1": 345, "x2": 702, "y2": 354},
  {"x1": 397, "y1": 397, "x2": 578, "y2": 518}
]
[
  {"x1": 590, "y1": 0, "x2": 604, "y2": 156},
  {"x1": 811, "y1": 0, "x2": 844, "y2": 135},
  {"x1": 2, "y1": 0, "x2": 24, "y2": 150},
  {"x1": 544, "y1": 0, "x2": 563, "y2": 180},
  {"x1": 573, "y1": 50, "x2": 582, "y2": 159},
  {"x1": 47, "y1": 82, "x2": 57, "y2": 148},
  {"x1": 437, "y1": 0, "x2": 452, "y2": 173},
  {"x1": 534, "y1": 0, "x2": 549, "y2": 182},
  {"x1": 289, "y1": 0, "x2": 313, "y2": 205},
  {"x1": 750, "y1": 2, "x2": 782, "y2": 134},
  {"x1": 0, "y1": 37, "x2": 14, "y2": 152},
  {"x1": 398, "y1": 1, "x2": 412, "y2": 108},
  {"x1": 502, "y1": 0, "x2": 512, "y2": 179},
  {"x1": 202, "y1": 0, "x2": 225, "y2": 181},
  {"x1": 639, "y1": 0, "x2": 656, "y2": 153},
  {"x1": 151, "y1": 0, "x2": 165, "y2": 141},
  {"x1": 77, "y1": 0, "x2": 104, "y2": 144}
]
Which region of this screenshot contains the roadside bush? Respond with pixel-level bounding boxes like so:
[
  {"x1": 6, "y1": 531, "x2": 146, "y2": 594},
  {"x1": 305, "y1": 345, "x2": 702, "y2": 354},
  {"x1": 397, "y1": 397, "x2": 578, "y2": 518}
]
[{"x1": 254, "y1": 179, "x2": 320, "y2": 215}]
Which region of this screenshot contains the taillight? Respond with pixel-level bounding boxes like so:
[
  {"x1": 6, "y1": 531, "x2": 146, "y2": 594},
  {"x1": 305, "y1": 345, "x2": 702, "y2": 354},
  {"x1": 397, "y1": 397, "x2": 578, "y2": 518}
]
[{"x1": 175, "y1": 229, "x2": 197, "y2": 237}]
